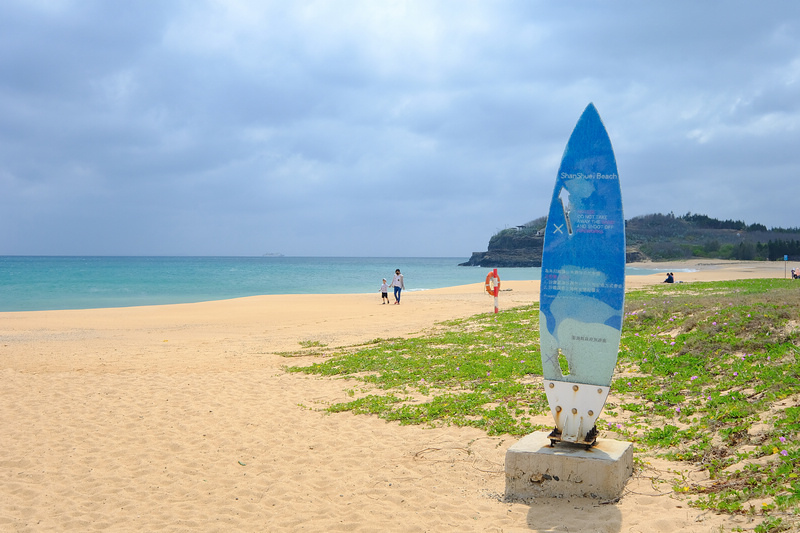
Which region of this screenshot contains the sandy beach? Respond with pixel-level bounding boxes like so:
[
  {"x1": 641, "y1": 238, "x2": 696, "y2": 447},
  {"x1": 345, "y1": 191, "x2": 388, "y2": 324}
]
[{"x1": 0, "y1": 260, "x2": 792, "y2": 532}]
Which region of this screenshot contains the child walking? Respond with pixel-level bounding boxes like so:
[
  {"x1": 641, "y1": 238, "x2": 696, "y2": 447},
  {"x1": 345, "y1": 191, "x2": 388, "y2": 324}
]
[{"x1": 380, "y1": 279, "x2": 390, "y2": 304}]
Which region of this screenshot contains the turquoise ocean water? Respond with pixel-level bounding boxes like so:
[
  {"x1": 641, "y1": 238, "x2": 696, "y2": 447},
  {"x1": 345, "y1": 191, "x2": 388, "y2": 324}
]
[{"x1": 0, "y1": 256, "x2": 661, "y2": 312}]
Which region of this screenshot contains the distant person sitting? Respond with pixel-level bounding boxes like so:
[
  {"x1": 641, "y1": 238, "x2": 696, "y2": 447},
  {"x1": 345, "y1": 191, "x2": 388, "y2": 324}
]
[{"x1": 663, "y1": 272, "x2": 675, "y2": 283}]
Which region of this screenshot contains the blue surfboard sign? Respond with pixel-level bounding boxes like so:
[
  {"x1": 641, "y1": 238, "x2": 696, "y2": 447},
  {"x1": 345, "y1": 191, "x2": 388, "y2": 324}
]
[{"x1": 539, "y1": 103, "x2": 625, "y2": 446}]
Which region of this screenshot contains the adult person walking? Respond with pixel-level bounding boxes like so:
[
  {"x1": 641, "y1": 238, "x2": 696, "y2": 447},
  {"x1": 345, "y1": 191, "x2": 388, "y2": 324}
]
[{"x1": 391, "y1": 269, "x2": 405, "y2": 304}]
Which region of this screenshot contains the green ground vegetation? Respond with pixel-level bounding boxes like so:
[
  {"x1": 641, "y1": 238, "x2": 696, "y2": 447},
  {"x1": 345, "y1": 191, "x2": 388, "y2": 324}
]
[{"x1": 285, "y1": 278, "x2": 799, "y2": 530}]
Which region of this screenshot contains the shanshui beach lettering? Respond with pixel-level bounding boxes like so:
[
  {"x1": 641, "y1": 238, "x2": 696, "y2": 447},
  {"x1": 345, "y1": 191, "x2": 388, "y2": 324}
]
[{"x1": 559, "y1": 172, "x2": 618, "y2": 180}]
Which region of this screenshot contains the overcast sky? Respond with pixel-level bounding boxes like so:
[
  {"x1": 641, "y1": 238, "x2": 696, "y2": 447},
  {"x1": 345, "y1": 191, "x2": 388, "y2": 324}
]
[{"x1": 1, "y1": 1, "x2": 799, "y2": 257}]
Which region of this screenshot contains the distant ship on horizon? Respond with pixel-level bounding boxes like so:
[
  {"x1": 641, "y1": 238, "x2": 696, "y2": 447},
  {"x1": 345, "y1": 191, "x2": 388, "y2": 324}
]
[{"x1": 263, "y1": 252, "x2": 285, "y2": 257}]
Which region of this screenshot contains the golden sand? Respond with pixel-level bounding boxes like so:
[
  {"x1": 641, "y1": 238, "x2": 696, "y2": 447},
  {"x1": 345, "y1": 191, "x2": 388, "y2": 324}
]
[{"x1": 0, "y1": 260, "x2": 789, "y2": 531}]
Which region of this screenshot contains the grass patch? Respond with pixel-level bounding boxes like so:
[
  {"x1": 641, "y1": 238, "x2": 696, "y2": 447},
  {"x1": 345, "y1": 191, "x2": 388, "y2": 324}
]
[
  {"x1": 286, "y1": 278, "x2": 800, "y2": 527},
  {"x1": 288, "y1": 306, "x2": 549, "y2": 436},
  {"x1": 615, "y1": 279, "x2": 800, "y2": 523}
]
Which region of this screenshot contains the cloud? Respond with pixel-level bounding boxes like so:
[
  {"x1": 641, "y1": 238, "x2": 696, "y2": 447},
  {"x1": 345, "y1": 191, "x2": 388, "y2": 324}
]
[{"x1": 1, "y1": 0, "x2": 799, "y2": 256}]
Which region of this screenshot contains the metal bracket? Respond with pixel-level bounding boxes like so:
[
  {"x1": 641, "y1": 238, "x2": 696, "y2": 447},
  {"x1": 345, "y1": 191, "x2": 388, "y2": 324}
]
[{"x1": 544, "y1": 379, "x2": 610, "y2": 447}]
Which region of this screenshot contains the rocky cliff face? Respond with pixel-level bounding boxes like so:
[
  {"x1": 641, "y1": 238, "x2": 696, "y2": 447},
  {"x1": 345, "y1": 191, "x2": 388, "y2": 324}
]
[
  {"x1": 459, "y1": 232, "x2": 545, "y2": 267},
  {"x1": 459, "y1": 249, "x2": 542, "y2": 267},
  {"x1": 459, "y1": 244, "x2": 646, "y2": 267},
  {"x1": 459, "y1": 229, "x2": 647, "y2": 267}
]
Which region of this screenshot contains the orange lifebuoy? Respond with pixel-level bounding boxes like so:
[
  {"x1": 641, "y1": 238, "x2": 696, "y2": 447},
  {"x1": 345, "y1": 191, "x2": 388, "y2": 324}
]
[{"x1": 485, "y1": 270, "x2": 500, "y2": 295}]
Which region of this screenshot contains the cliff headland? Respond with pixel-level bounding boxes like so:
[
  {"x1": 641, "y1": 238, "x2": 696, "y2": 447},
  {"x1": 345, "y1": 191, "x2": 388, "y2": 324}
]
[{"x1": 460, "y1": 213, "x2": 800, "y2": 267}]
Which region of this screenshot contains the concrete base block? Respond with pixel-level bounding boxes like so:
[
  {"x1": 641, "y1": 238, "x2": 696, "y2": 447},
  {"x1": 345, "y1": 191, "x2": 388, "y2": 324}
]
[{"x1": 505, "y1": 431, "x2": 633, "y2": 501}]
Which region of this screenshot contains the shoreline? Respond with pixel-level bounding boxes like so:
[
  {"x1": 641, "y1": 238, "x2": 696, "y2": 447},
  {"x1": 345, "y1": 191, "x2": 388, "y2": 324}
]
[
  {"x1": 0, "y1": 259, "x2": 792, "y2": 531},
  {"x1": 3, "y1": 258, "x2": 791, "y2": 315},
  {"x1": 2, "y1": 260, "x2": 791, "y2": 374}
]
